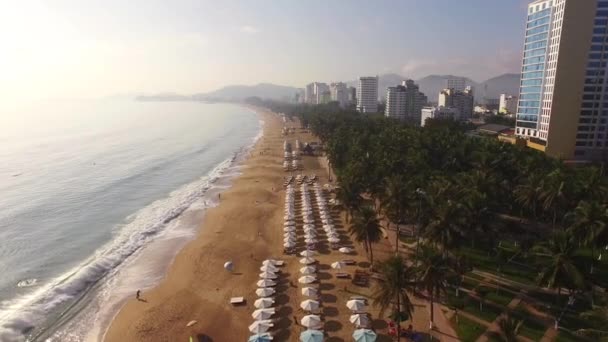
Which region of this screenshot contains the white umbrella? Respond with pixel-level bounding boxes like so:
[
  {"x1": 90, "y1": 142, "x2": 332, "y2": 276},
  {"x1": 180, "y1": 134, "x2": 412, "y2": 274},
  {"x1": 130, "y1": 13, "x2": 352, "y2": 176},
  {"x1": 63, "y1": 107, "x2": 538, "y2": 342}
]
[
  {"x1": 300, "y1": 299, "x2": 320, "y2": 312},
  {"x1": 346, "y1": 299, "x2": 366, "y2": 311},
  {"x1": 224, "y1": 261, "x2": 234, "y2": 272},
  {"x1": 260, "y1": 264, "x2": 279, "y2": 273},
  {"x1": 305, "y1": 238, "x2": 317, "y2": 244},
  {"x1": 301, "y1": 315, "x2": 322, "y2": 328},
  {"x1": 284, "y1": 241, "x2": 295, "y2": 248},
  {"x1": 252, "y1": 308, "x2": 276, "y2": 320},
  {"x1": 259, "y1": 271, "x2": 278, "y2": 279},
  {"x1": 300, "y1": 250, "x2": 316, "y2": 257},
  {"x1": 254, "y1": 298, "x2": 275, "y2": 309},
  {"x1": 284, "y1": 237, "x2": 296, "y2": 243},
  {"x1": 284, "y1": 232, "x2": 296, "y2": 238},
  {"x1": 256, "y1": 287, "x2": 276, "y2": 297},
  {"x1": 298, "y1": 275, "x2": 317, "y2": 284},
  {"x1": 262, "y1": 259, "x2": 277, "y2": 266},
  {"x1": 328, "y1": 237, "x2": 340, "y2": 243},
  {"x1": 283, "y1": 227, "x2": 296, "y2": 232},
  {"x1": 249, "y1": 320, "x2": 273, "y2": 334},
  {"x1": 257, "y1": 279, "x2": 277, "y2": 287},
  {"x1": 299, "y1": 257, "x2": 316, "y2": 265},
  {"x1": 301, "y1": 287, "x2": 318, "y2": 297},
  {"x1": 331, "y1": 261, "x2": 345, "y2": 269},
  {"x1": 350, "y1": 313, "x2": 370, "y2": 327},
  {"x1": 300, "y1": 266, "x2": 316, "y2": 275},
  {"x1": 339, "y1": 247, "x2": 353, "y2": 254}
]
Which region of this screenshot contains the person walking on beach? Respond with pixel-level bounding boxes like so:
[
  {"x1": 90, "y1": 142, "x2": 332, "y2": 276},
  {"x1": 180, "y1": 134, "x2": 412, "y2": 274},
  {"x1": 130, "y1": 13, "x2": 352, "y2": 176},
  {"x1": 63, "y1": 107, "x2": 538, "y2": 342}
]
[{"x1": 136, "y1": 290, "x2": 141, "y2": 300}]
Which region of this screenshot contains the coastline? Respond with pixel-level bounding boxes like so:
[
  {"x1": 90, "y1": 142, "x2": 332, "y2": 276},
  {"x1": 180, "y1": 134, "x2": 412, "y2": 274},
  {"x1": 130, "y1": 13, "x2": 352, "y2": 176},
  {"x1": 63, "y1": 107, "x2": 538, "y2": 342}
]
[{"x1": 103, "y1": 107, "x2": 284, "y2": 341}]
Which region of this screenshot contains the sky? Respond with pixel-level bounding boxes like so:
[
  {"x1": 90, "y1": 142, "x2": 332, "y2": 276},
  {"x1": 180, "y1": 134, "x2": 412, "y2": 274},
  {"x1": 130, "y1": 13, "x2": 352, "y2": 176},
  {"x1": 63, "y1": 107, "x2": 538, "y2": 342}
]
[{"x1": 0, "y1": 0, "x2": 530, "y2": 103}]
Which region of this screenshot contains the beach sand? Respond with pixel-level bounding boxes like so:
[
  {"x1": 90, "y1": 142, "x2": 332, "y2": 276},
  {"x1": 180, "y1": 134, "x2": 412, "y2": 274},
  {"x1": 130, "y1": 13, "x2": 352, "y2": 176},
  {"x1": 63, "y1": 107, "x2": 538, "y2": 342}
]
[{"x1": 104, "y1": 108, "x2": 431, "y2": 342}]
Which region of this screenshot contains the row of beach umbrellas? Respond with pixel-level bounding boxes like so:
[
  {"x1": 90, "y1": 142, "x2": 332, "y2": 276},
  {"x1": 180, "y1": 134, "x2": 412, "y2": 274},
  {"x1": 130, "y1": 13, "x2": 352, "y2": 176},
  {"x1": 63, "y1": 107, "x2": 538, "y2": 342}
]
[
  {"x1": 312, "y1": 183, "x2": 341, "y2": 246},
  {"x1": 284, "y1": 184, "x2": 296, "y2": 249},
  {"x1": 248, "y1": 259, "x2": 283, "y2": 340}
]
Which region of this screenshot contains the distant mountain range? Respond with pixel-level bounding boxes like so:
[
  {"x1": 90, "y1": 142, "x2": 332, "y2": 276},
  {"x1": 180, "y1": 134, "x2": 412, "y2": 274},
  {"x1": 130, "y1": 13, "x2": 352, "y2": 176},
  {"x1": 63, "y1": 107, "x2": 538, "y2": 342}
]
[{"x1": 138, "y1": 73, "x2": 520, "y2": 103}]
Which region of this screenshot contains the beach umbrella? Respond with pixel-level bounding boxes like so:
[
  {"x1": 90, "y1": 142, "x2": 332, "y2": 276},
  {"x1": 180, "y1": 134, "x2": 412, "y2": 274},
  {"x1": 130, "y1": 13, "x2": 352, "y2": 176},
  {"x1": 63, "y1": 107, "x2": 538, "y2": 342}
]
[
  {"x1": 299, "y1": 329, "x2": 324, "y2": 342},
  {"x1": 283, "y1": 227, "x2": 296, "y2": 232},
  {"x1": 260, "y1": 264, "x2": 279, "y2": 273},
  {"x1": 284, "y1": 237, "x2": 296, "y2": 243},
  {"x1": 331, "y1": 261, "x2": 345, "y2": 270},
  {"x1": 298, "y1": 275, "x2": 316, "y2": 284},
  {"x1": 256, "y1": 287, "x2": 276, "y2": 297},
  {"x1": 300, "y1": 299, "x2": 320, "y2": 312},
  {"x1": 339, "y1": 247, "x2": 353, "y2": 254},
  {"x1": 257, "y1": 279, "x2": 277, "y2": 287},
  {"x1": 349, "y1": 314, "x2": 370, "y2": 327},
  {"x1": 249, "y1": 320, "x2": 273, "y2": 334},
  {"x1": 284, "y1": 232, "x2": 296, "y2": 238},
  {"x1": 299, "y1": 257, "x2": 316, "y2": 265},
  {"x1": 252, "y1": 308, "x2": 276, "y2": 320},
  {"x1": 304, "y1": 238, "x2": 317, "y2": 244},
  {"x1": 284, "y1": 241, "x2": 295, "y2": 248},
  {"x1": 259, "y1": 271, "x2": 278, "y2": 279},
  {"x1": 346, "y1": 299, "x2": 366, "y2": 311},
  {"x1": 262, "y1": 259, "x2": 277, "y2": 266},
  {"x1": 352, "y1": 329, "x2": 377, "y2": 342},
  {"x1": 248, "y1": 334, "x2": 273, "y2": 342},
  {"x1": 254, "y1": 298, "x2": 275, "y2": 309},
  {"x1": 300, "y1": 266, "x2": 316, "y2": 275},
  {"x1": 301, "y1": 287, "x2": 318, "y2": 297},
  {"x1": 328, "y1": 237, "x2": 340, "y2": 243},
  {"x1": 223, "y1": 261, "x2": 234, "y2": 272},
  {"x1": 300, "y1": 315, "x2": 322, "y2": 328}
]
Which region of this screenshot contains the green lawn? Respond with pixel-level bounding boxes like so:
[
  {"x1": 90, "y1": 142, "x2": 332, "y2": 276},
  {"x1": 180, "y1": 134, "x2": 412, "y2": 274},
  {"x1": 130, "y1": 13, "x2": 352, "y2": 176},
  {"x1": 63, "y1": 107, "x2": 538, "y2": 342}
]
[
  {"x1": 556, "y1": 330, "x2": 588, "y2": 342},
  {"x1": 519, "y1": 319, "x2": 547, "y2": 341},
  {"x1": 459, "y1": 247, "x2": 539, "y2": 284},
  {"x1": 453, "y1": 316, "x2": 486, "y2": 342},
  {"x1": 485, "y1": 289, "x2": 515, "y2": 307},
  {"x1": 462, "y1": 297, "x2": 504, "y2": 323}
]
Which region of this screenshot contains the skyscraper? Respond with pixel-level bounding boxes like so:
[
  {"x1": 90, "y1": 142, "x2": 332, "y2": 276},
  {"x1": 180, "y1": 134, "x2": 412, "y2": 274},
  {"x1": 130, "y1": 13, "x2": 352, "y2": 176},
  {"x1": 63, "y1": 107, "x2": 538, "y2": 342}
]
[
  {"x1": 357, "y1": 76, "x2": 379, "y2": 113},
  {"x1": 305, "y1": 82, "x2": 329, "y2": 104},
  {"x1": 385, "y1": 80, "x2": 427, "y2": 123},
  {"x1": 330, "y1": 82, "x2": 349, "y2": 108},
  {"x1": 515, "y1": 0, "x2": 603, "y2": 160},
  {"x1": 447, "y1": 77, "x2": 467, "y2": 92},
  {"x1": 385, "y1": 85, "x2": 408, "y2": 120},
  {"x1": 438, "y1": 87, "x2": 474, "y2": 120}
]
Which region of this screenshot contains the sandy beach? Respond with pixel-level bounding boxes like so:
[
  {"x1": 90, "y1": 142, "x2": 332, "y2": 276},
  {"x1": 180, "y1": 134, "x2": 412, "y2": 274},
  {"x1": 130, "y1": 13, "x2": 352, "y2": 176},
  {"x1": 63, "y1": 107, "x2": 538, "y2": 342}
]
[{"x1": 104, "y1": 108, "x2": 431, "y2": 342}]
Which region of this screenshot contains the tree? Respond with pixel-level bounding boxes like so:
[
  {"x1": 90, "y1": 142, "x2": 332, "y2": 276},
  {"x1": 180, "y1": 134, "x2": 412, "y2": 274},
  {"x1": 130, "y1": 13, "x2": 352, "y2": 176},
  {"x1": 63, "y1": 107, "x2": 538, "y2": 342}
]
[
  {"x1": 539, "y1": 168, "x2": 570, "y2": 229},
  {"x1": 533, "y1": 231, "x2": 585, "y2": 302},
  {"x1": 567, "y1": 200, "x2": 608, "y2": 274},
  {"x1": 491, "y1": 315, "x2": 523, "y2": 342},
  {"x1": 577, "y1": 294, "x2": 608, "y2": 341},
  {"x1": 336, "y1": 176, "x2": 363, "y2": 223},
  {"x1": 373, "y1": 255, "x2": 417, "y2": 339},
  {"x1": 423, "y1": 198, "x2": 466, "y2": 258},
  {"x1": 416, "y1": 245, "x2": 451, "y2": 330},
  {"x1": 380, "y1": 175, "x2": 411, "y2": 253},
  {"x1": 350, "y1": 206, "x2": 383, "y2": 266}
]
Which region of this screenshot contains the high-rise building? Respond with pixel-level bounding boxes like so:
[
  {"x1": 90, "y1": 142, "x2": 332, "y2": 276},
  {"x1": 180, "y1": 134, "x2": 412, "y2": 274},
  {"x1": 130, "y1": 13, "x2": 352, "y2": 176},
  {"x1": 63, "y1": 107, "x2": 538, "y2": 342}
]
[
  {"x1": 421, "y1": 106, "x2": 461, "y2": 126},
  {"x1": 438, "y1": 87, "x2": 474, "y2": 119},
  {"x1": 515, "y1": 0, "x2": 604, "y2": 160},
  {"x1": 357, "y1": 76, "x2": 379, "y2": 113},
  {"x1": 330, "y1": 82, "x2": 349, "y2": 108},
  {"x1": 305, "y1": 83, "x2": 315, "y2": 104},
  {"x1": 447, "y1": 77, "x2": 467, "y2": 92},
  {"x1": 304, "y1": 82, "x2": 330, "y2": 104},
  {"x1": 385, "y1": 85, "x2": 408, "y2": 120},
  {"x1": 348, "y1": 87, "x2": 357, "y2": 106},
  {"x1": 385, "y1": 80, "x2": 427, "y2": 123},
  {"x1": 499, "y1": 94, "x2": 518, "y2": 114},
  {"x1": 313, "y1": 83, "x2": 329, "y2": 105}
]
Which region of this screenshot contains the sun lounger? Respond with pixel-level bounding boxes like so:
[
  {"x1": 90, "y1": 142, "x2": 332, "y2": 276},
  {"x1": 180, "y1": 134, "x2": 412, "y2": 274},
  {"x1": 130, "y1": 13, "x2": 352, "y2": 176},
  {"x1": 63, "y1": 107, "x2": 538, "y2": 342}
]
[
  {"x1": 342, "y1": 259, "x2": 356, "y2": 265},
  {"x1": 230, "y1": 297, "x2": 245, "y2": 305},
  {"x1": 336, "y1": 272, "x2": 350, "y2": 279}
]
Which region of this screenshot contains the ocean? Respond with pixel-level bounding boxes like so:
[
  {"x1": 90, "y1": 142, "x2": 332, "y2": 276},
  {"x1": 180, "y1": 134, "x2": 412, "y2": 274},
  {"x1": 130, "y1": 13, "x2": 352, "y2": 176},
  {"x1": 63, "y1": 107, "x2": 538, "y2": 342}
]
[{"x1": 0, "y1": 100, "x2": 261, "y2": 341}]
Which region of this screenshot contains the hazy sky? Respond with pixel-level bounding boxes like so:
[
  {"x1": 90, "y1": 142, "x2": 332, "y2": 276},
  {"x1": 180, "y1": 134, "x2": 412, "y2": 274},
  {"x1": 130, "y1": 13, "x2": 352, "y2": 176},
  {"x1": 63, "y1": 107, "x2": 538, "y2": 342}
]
[{"x1": 1, "y1": 0, "x2": 529, "y2": 102}]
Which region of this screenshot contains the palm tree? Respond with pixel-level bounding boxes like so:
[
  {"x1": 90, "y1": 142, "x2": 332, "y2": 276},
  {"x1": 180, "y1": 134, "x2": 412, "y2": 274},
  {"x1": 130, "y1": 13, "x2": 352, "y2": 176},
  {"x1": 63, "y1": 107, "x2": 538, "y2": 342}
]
[
  {"x1": 336, "y1": 178, "x2": 362, "y2": 223},
  {"x1": 533, "y1": 230, "x2": 585, "y2": 302},
  {"x1": 416, "y1": 245, "x2": 451, "y2": 330},
  {"x1": 514, "y1": 173, "x2": 543, "y2": 221},
  {"x1": 350, "y1": 206, "x2": 383, "y2": 266},
  {"x1": 492, "y1": 315, "x2": 523, "y2": 342},
  {"x1": 567, "y1": 200, "x2": 607, "y2": 273},
  {"x1": 380, "y1": 175, "x2": 410, "y2": 253},
  {"x1": 373, "y1": 255, "x2": 417, "y2": 339},
  {"x1": 577, "y1": 294, "x2": 608, "y2": 341},
  {"x1": 423, "y1": 199, "x2": 466, "y2": 258},
  {"x1": 539, "y1": 168, "x2": 569, "y2": 229}
]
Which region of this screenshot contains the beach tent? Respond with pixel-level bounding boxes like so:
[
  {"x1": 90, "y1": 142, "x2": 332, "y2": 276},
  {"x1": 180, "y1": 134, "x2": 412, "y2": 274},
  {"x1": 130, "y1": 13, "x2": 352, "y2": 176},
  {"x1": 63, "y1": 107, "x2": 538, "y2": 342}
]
[
  {"x1": 252, "y1": 308, "x2": 276, "y2": 320},
  {"x1": 300, "y1": 299, "x2": 320, "y2": 312},
  {"x1": 249, "y1": 320, "x2": 273, "y2": 334},
  {"x1": 299, "y1": 329, "x2": 324, "y2": 342},
  {"x1": 248, "y1": 334, "x2": 273, "y2": 342},
  {"x1": 259, "y1": 271, "x2": 278, "y2": 279},
  {"x1": 257, "y1": 279, "x2": 276, "y2": 287},
  {"x1": 298, "y1": 275, "x2": 317, "y2": 284},
  {"x1": 300, "y1": 315, "x2": 322, "y2": 328},
  {"x1": 224, "y1": 261, "x2": 234, "y2": 272},
  {"x1": 301, "y1": 287, "x2": 318, "y2": 297},
  {"x1": 299, "y1": 257, "x2": 316, "y2": 265},
  {"x1": 349, "y1": 314, "x2": 370, "y2": 327},
  {"x1": 339, "y1": 247, "x2": 353, "y2": 254},
  {"x1": 299, "y1": 266, "x2": 316, "y2": 275},
  {"x1": 254, "y1": 298, "x2": 275, "y2": 309},
  {"x1": 256, "y1": 287, "x2": 276, "y2": 297},
  {"x1": 331, "y1": 262, "x2": 345, "y2": 270},
  {"x1": 352, "y1": 329, "x2": 377, "y2": 342},
  {"x1": 346, "y1": 299, "x2": 366, "y2": 311}
]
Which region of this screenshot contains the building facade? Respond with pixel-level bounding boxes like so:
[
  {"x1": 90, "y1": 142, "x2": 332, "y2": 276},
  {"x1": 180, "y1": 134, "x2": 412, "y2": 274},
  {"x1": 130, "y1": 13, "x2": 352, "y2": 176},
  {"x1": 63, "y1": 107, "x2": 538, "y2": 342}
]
[
  {"x1": 385, "y1": 85, "x2": 408, "y2": 120},
  {"x1": 330, "y1": 82, "x2": 349, "y2": 108},
  {"x1": 515, "y1": 0, "x2": 603, "y2": 160},
  {"x1": 438, "y1": 87, "x2": 474, "y2": 119},
  {"x1": 348, "y1": 87, "x2": 357, "y2": 106},
  {"x1": 447, "y1": 77, "x2": 467, "y2": 92},
  {"x1": 500, "y1": 94, "x2": 518, "y2": 114},
  {"x1": 357, "y1": 76, "x2": 379, "y2": 113},
  {"x1": 421, "y1": 106, "x2": 461, "y2": 126}
]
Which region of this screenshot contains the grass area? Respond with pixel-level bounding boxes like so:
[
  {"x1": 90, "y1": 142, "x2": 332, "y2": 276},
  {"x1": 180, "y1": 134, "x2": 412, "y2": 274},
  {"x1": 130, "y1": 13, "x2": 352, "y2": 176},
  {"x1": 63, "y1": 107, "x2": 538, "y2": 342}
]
[
  {"x1": 485, "y1": 289, "x2": 515, "y2": 307},
  {"x1": 459, "y1": 246, "x2": 539, "y2": 284},
  {"x1": 461, "y1": 277, "x2": 480, "y2": 291},
  {"x1": 399, "y1": 235, "x2": 417, "y2": 244},
  {"x1": 462, "y1": 297, "x2": 504, "y2": 323},
  {"x1": 519, "y1": 319, "x2": 547, "y2": 341},
  {"x1": 452, "y1": 316, "x2": 486, "y2": 342},
  {"x1": 556, "y1": 330, "x2": 588, "y2": 342}
]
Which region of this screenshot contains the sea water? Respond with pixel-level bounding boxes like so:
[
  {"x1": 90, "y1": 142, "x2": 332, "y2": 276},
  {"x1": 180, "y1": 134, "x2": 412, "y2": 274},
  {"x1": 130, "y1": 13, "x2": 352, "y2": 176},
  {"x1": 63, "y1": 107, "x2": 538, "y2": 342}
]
[{"x1": 0, "y1": 99, "x2": 261, "y2": 341}]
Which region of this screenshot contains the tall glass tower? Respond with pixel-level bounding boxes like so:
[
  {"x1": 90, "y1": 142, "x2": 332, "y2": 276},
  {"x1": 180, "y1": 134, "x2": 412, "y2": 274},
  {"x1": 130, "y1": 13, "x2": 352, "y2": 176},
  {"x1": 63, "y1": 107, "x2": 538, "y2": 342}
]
[{"x1": 515, "y1": 0, "x2": 606, "y2": 160}]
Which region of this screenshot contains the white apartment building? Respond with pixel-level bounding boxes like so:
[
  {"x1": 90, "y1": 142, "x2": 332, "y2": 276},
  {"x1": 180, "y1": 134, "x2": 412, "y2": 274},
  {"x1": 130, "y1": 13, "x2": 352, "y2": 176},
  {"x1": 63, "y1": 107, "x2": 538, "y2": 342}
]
[
  {"x1": 421, "y1": 106, "x2": 461, "y2": 126},
  {"x1": 499, "y1": 94, "x2": 518, "y2": 114},
  {"x1": 385, "y1": 85, "x2": 408, "y2": 120},
  {"x1": 330, "y1": 82, "x2": 349, "y2": 108},
  {"x1": 357, "y1": 76, "x2": 379, "y2": 113},
  {"x1": 304, "y1": 82, "x2": 329, "y2": 104},
  {"x1": 438, "y1": 87, "x2": 474, "y2": 119}
]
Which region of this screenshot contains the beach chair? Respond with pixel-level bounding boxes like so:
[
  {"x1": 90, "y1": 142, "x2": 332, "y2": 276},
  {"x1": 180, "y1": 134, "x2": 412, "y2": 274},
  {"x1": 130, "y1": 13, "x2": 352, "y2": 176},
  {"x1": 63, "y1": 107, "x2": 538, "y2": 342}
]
[
  {"x1": 342, "y1": 259, "x2": 356, "y2": 265},
  {"x1": 336, "y1": 272, "x2": 350, "y2": 279},
  {"x1": 230, "y1": 297, "x2": 245, "y2": 305}
]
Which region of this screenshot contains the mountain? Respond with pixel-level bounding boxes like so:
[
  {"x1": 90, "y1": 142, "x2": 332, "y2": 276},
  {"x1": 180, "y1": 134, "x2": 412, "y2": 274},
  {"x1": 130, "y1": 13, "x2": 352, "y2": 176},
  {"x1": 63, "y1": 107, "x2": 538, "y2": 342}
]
[
  {"x1": 476, "y1": 73, "x2": 520, "y2": 100},
  {"x1": 195, "y1": 83, "x2": 301, "y2": 101}
]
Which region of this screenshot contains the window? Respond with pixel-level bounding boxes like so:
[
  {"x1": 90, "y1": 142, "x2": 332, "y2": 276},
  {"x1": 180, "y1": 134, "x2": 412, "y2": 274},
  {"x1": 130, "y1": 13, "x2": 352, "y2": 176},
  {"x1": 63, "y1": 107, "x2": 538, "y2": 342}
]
[
  {"x1": 517, "y1": 121, "x2": 537, "y2": 128},
  {"x1": 589, "y1": 53, "x2": 602, "y2": 60},
  {"x1": 596, "y1": 19, "x2": 608, "y2": 26},
  {"x1": 523, "y1": 56, "x2": 545, "y2": 65},
  {"x1": 520, "y1": 86, "x2": 542, "y2": 93},
  {"x1": 520, "y1": 93, "x2": 541, "y2": 100},
  {"x1": 518, "y1": 107, "x2": 540, "y2": 114},
  {"x1": 522, "y1": 71, "x2": 544, "y2": 79},
  {"x1": 594, "y1": 27, "x2": 607, "y2": 35},
  {"x1": 525, "y1": 32, "x2": 549, "y2": 43},
  {"x1": 519, "y1": 100, "x2": 540, "y2": 107},
  {"x1": 526, "y1": 24, "x2": 549, "y2": 36},
  {"x1": 523, "y1": 64, "x2": 544, "y2": 72},
  {"x1": 522, "y1": 79, "x2": 543, "y2": 86}
]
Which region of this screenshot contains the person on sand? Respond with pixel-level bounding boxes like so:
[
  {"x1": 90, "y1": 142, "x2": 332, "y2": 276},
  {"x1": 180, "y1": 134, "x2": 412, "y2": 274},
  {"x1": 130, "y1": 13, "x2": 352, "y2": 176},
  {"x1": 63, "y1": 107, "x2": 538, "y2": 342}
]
[{"x1": 136, "y1": 290, "x2": 141, "y2": 300}]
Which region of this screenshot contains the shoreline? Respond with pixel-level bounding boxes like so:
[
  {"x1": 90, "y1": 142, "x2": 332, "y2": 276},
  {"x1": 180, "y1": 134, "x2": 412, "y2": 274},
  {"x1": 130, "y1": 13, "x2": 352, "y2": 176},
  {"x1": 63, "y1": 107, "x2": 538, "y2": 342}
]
[{"x1": 103, "y1": 107, "x2": 284, "y2": 341}]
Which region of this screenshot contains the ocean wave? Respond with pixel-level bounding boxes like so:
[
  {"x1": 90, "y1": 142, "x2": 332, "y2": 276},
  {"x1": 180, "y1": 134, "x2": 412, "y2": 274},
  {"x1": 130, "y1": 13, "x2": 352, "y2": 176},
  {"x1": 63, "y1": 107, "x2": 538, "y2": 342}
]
[{"x1": 0, "y1": 153, "x2": 241, "y2": 342}]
